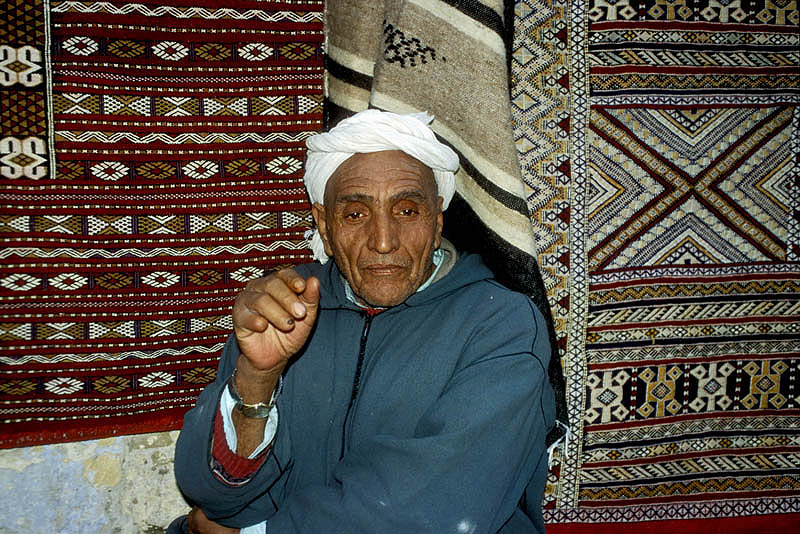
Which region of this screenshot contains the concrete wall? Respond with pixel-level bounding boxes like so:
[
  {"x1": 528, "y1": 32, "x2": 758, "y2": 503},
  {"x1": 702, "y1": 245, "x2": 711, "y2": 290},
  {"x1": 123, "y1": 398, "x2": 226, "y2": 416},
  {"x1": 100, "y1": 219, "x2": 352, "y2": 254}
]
[{"x1": 0, "y1": 431, "x2": 187, "y2": 534}]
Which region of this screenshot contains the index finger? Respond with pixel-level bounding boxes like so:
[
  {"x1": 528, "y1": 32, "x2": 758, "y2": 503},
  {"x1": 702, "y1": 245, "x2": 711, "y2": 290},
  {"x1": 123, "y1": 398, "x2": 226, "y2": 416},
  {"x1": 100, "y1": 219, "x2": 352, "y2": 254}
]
[
  {"x1": 243, "y1": 267, "x2": 303, "y2": 296},
  {"x1": 241, "y1": 267, "x2": 308, "y2": 320},
  {"x1": 272, "y1": 267, "x2": 307, "y2": 294}
]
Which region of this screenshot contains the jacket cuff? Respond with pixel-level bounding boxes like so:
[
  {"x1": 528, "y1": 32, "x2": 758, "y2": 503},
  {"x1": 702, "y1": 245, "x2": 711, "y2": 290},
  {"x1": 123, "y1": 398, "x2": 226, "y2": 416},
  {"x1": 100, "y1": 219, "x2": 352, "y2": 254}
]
[{"x1": 211, "y1": 407, "x2": 268, "y2": 485}]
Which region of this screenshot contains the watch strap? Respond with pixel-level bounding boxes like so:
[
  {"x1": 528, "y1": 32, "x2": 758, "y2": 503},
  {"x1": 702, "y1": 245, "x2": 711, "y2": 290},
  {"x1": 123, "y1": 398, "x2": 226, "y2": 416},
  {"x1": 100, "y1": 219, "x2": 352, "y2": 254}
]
[{"x1": 226, "y1": 370, "x2": 278, "y2": 419}]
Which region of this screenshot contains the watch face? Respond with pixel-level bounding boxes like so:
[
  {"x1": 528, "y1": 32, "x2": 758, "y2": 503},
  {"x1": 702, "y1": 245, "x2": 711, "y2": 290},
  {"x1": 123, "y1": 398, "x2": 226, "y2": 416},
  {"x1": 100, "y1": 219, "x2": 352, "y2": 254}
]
[
  {"x1": 239, "y1": 403, "x2": 272, "y2": 419},
  {"x1": 227, "y1": 372, "x2": 273, "y2": 418},
  {"x1": 226, "y1": 369, "x2": 276, "y2": 418}
]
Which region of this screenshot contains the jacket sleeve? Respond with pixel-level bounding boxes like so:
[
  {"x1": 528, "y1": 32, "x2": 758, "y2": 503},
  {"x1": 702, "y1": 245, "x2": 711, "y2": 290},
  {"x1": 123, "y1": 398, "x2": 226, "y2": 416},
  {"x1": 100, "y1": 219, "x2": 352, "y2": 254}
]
[
  {"x1": 175, "y1": 298, "x2": 556, "y2": 532},
  {"x1": 173, "y1": 334, "x2": 287, "y2": 526}
]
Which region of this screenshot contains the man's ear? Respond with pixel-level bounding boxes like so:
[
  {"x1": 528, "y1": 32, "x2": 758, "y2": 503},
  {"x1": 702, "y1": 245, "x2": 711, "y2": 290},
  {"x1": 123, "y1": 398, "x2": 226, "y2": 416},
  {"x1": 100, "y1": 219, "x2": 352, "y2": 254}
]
[{"x1": 311, "y1": 202, "x2": 334, "y2": 257}]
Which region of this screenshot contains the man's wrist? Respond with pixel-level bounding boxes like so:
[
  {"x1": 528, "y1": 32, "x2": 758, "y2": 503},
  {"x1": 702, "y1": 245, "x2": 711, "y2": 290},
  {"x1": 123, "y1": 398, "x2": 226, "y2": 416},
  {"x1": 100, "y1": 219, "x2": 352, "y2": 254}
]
[
  {"x1": 228, "y1": 369, "x2": 282, "y2": 419},
  {"x1": 233, "y1": 354, "x2": 284, "y2": 404}
]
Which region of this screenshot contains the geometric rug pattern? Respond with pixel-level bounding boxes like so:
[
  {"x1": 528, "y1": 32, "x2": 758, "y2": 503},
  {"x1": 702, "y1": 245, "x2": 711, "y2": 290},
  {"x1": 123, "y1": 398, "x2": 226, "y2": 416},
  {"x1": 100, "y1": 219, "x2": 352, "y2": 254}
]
[
  {"x1": 0, "y1": 0, "x2": 323, "y2": 447},
  {"x1": 512, "y1": 0, "x2": 800, "y2": 525}
]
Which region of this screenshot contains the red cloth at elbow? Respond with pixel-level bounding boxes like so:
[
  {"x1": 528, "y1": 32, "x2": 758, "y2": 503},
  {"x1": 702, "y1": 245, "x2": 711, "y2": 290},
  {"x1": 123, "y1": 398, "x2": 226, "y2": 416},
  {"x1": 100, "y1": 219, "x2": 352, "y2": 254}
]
[{"x1": 211, "y1": 406, "x2": 268, "y2": 483}]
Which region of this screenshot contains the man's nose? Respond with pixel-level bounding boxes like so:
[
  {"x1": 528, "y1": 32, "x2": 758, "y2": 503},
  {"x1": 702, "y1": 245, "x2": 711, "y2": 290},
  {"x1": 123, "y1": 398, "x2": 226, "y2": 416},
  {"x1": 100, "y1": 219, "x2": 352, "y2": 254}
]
[{"x1": 367, "y1": 212, "x2": 399, "y2": 253}]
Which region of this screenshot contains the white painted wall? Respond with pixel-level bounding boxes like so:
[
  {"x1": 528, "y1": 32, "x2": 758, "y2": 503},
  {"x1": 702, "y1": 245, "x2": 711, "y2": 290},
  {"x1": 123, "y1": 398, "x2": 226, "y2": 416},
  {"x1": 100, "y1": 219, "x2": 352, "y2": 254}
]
[{"x1": 0, "y1": 431, "x2": 188, "y2": 534}]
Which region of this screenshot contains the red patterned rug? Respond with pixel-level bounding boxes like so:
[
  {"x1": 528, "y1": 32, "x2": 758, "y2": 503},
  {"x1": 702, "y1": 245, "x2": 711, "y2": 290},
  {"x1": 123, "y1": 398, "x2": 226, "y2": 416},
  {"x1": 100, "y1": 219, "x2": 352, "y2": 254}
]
[{"x1": 0, "y1": 0, "x2": 323, "y2": 448}]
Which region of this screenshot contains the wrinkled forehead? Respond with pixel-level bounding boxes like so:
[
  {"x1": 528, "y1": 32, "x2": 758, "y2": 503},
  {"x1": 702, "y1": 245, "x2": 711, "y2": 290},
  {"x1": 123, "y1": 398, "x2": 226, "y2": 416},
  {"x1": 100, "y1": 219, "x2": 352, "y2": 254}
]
[{"x1": 323, "y1": 150, "x2": 437, "y2": 204}]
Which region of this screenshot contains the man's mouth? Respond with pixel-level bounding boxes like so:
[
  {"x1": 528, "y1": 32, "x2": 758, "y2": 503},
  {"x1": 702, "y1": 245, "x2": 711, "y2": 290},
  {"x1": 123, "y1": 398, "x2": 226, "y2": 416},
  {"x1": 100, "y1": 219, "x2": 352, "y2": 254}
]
[{"x1": 362, "y1": 263, "x2": 406, "y2": 275}]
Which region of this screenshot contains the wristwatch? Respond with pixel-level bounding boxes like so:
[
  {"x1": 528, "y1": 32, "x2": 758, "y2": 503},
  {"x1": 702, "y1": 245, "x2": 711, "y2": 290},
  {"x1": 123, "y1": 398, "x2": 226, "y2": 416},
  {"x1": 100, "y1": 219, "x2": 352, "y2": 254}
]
[{"x1": 226, "y1": 370, "x2": 277, "y2": 419}]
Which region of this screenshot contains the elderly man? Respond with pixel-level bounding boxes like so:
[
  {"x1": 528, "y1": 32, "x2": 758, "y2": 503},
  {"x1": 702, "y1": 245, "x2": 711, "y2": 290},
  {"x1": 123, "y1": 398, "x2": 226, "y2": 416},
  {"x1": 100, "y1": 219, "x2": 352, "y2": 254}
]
[{"x1": 170, "y1": 110, "x2": 555, "y2": 533}]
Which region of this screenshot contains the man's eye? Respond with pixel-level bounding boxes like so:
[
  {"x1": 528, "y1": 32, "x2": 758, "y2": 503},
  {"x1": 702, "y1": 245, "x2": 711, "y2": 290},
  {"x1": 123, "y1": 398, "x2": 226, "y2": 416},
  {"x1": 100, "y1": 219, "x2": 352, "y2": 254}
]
[
  {"x1": 344, "y1": 211, "x2": 363, "y2": 220},
  {"x1": 398, "y1": 208, "x2": 418, "y2": 216}
]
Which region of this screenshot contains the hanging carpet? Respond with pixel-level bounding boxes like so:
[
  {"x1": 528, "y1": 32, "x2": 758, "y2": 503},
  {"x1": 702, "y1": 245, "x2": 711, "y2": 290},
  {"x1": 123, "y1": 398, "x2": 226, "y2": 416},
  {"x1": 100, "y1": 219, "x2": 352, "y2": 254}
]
[
  {"x1": 509, "y1": 0, "x2": 800, "y2": 529},
  {"x1": 0, "y1": 0, "x2": 324, "y2": 448}
]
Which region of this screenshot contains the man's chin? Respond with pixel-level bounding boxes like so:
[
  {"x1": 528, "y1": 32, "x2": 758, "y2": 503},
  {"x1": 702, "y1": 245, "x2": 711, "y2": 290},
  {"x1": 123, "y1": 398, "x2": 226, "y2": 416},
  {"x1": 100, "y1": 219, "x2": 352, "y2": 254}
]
[{"x1": 354, "y1": 282, "x2": 416, "y2": 308}]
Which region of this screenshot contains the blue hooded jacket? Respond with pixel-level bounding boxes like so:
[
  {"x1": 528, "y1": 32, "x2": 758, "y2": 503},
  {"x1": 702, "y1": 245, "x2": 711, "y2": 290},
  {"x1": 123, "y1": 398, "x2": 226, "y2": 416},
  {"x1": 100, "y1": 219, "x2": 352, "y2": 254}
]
[{"x1": 174, "y1": 252, "x2": 555, "y2": 533}]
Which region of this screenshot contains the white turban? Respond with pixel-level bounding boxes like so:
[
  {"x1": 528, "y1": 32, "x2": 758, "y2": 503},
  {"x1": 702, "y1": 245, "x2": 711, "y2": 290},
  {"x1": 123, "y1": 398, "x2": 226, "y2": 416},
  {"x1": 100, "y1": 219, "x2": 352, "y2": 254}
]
[{"x1": 303, "y1": 109, "x2": 460, "y2": 263}]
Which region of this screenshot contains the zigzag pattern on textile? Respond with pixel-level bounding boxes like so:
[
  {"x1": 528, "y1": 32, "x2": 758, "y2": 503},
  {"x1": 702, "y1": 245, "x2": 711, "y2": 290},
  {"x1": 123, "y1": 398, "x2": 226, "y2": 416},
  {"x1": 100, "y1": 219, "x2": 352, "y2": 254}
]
[
  {"x1": 583, "y1": 414, "x2": 800, "y2": 446},
  {"x1": 0, "y1": 240, "x2": 309, "y2": 259},
  {"x1": 583, "y1": 431, "x2": 800, "y2": 463},
  {"x1": 579, "y1": 475, "x2": 800, "y2": 503},
  {"x1": 582, "y1": 452, "x2": 800, "y2": 481},
  {"x1": 55, "y1": 132, "x2": 315, "y2": 144},
  {"x1": 52, "y1": 2, "x2": 322, "y2": 22},
  {"x1": 546, "y1": 497, "x2": 800, "y2": 524},
  {"x1": 0, "y1": 0, "x2": 324, "y2": 447}
]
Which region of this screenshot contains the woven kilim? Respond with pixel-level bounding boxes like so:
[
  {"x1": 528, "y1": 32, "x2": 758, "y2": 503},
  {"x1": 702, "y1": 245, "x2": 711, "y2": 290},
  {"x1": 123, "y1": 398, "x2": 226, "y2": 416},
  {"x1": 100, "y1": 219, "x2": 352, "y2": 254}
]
[
  {"x1": 511, "y1": 0, "x2": 800, "y2": 528},
  {"x1": 0, "y1": 0, "x2": 323, "y2": 448}
]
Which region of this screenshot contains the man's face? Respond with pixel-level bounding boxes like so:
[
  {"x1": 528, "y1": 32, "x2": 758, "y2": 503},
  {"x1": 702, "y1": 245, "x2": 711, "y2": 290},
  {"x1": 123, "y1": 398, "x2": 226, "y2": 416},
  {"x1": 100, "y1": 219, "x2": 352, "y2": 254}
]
[{"x1": 312, "y1": 150, "x2": 443, "y2": 307}]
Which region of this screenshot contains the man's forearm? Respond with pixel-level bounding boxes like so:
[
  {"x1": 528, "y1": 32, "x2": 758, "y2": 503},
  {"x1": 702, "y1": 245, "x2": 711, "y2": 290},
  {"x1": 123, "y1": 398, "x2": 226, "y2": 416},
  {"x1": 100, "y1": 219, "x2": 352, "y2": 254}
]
[{"x1": 231, "y1": 353, "x2": 283, "y2": 457}]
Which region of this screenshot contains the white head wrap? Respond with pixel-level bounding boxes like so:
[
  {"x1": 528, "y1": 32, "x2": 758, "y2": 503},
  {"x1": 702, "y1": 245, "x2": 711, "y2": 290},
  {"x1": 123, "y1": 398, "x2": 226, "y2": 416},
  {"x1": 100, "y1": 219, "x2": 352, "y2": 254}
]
[{"x1": 303, "y1": 109, "x2": 460, "y2": 263}]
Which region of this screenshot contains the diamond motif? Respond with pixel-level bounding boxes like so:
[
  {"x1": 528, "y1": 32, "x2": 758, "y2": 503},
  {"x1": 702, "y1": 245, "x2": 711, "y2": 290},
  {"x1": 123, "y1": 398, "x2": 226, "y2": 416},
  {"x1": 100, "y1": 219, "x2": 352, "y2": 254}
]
[
  {"x1": 195, "y1": 43, "x2": 231, "y2": 61},
  {"x1": 108, "y1": 39, "x2": 145, "y2": 58},
  {"x1": 93, "y1": 376, "x2": 130, "y2": 394},
  {"x1": 703, "y1": 379, "x2": 722, "y2": 395},
  {"x1": 265, "y1": 156, "x2": 302, "y2": 175},
  {"x1": 137, "y1": 162, "x2": 176, "y2": 180},
  {"x1": 188, "y1": 270, "x2": 222, "y2": 286},
  {"x1": 44, "y1": 377, "x2": 83, "y2": 395},
  {"x1": 183, "y1": 367, "x2": 216, "y2": 384},
  {"x1": 0, "y1": 380, "x2": 36, "y2": 395},
  {"x1": 239, "y1": 43, "x2": 273, "y2": 60},
  {"x1": 94, "y1": 272, "x2": 133, "y2": 289},
  {"x1": 1, "y1": 273, "x2": 39, "y2": 291},
  {"x1": 183, "y1": 160, "x2": 218, "y2": 179},
  {"x1": 279, "y1": 43, "x2": 314, "y2": 60},
  {"x1": 90, "y1": 161, "x2": 129, "y2": 181},
  {"x1": 62, "y1": 36, "x2": 98, "y2": 56},
  {"x1": 141, "y1": 271, "x2": 180, "y2": 288},
  {"x1": 598, "y1": 389, "x2": 618, "y2": 405},
  {"x1": 651, "y1": 382, "x2": 672, "y2": 399},
  {"x1": 49, "y1": 273, "x2": 88, "y2": 290},
  {"x1": 139, "y1": 372, "x2": 175, "y2": 388},
  {"x1": 755, "y1": 375, "x2": 777, "y2": 393},
  {"x1": 225, "y1": 159, "x2": 259, "y2": 177},
  {"x1": 513, "y1": 45, "x2": 536, "y2": 66},
  {"x1": 230, "y1": 266, "x2": 265, "y2": 283},
  {"x1": 152, "y1": 41, "x2": 188, "y2": 61}
]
